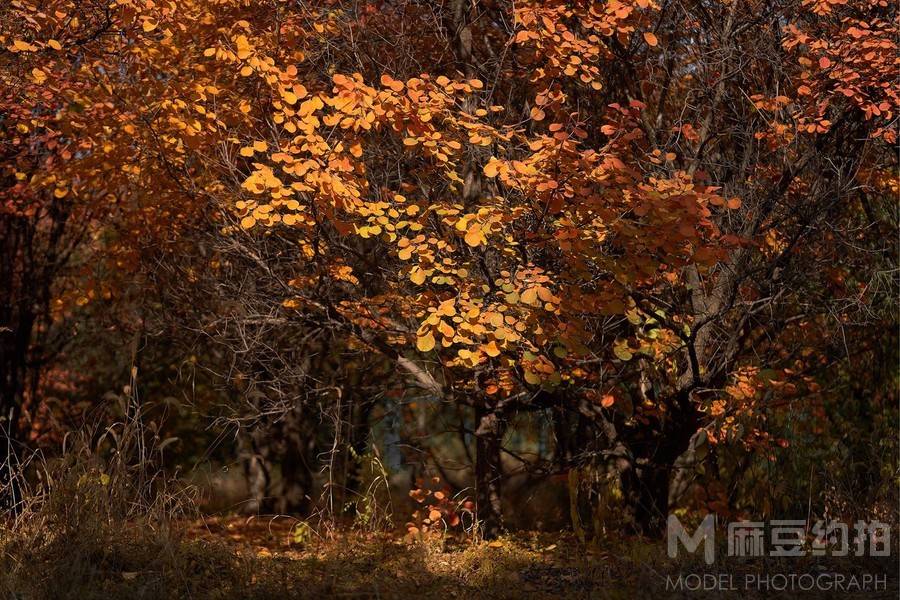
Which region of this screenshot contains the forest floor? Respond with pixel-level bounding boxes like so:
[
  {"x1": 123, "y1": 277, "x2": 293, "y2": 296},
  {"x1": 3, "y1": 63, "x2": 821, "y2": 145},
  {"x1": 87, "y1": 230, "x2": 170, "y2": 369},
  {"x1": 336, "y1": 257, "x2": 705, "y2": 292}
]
[{"x1": 2, "y1": 514, "x2": 897, "y2": 599}]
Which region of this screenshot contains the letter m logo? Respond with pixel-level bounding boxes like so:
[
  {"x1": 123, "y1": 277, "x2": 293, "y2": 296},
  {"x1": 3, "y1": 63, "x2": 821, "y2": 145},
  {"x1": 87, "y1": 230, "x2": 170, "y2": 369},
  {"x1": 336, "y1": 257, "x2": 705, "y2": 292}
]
[{"x1": 668, "y1": 514, "x2": 716, "y2": 564}]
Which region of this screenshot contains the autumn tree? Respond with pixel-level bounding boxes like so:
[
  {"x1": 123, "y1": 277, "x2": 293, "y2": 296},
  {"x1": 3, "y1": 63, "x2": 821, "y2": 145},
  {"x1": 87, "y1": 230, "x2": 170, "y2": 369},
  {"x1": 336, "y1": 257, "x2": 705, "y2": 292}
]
[
  {"x1": 0, "y1": 0, "x2": 206, "y2": 504},
  {"x1": 3, "y1": 0, "x2": 895, "y2": 536}
]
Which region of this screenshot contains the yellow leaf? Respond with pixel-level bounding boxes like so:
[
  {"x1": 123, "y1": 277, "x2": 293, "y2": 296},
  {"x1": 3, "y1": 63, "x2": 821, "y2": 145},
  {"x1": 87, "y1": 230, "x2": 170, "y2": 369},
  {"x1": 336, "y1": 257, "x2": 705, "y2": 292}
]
[
  {"x1": 239, "y1": 146, "x2": 254, "y2": 157},
  {"x1": 142, "y1": 19, "x2": 158, "y2": 33},
  {"x1": 410, "y1": 268, "x2": 426, "y2": 285},
  {"x1": 47, "y1": 39, "x2": 62, "y2": 50},
  {"x1": 416, "y1": 332, "x2": 436, "y2": 352},
  {"x1": 484, "y1": 341, "x2": 501, "y2": 357},
  {"x1": 436, "y1": 300, "x2": 457, "y2": 317},
  {"x1": 282, "y1": 91, "x2": 298, "y2": 105},
  {"x1": 235, "y1": 35, "x2": 252, "y2": 60},
  {"x1": 12, "y1": 40, "x2": 35, "y2": 52},
  {"x1": 438, "y1": 321, "x2": 455, "y2": 338},
  {"x1": 488, "y1": 541, "x2": 503, "y2": 548},
  {"x1": 299, "y1": 96, "x2": 324, "y2": 115},
  {"x1": 253, "y1": 140, "x2": 268, "y2": 152},
  {"x1": 483, "y1": 159, "x2": 501, "y2": 178},
  {"x1": 240, "y1": 216, "x2": 257, "y2": 229},
  {"x1": 464, "y1": 224, "x2": 483, "y2": 247},
  {"x1": 521, "y1": 288, "x2": 538, "y2": 305},
  {"x1": 613, "y1": 341, "x2": 633, "y2": 361}
]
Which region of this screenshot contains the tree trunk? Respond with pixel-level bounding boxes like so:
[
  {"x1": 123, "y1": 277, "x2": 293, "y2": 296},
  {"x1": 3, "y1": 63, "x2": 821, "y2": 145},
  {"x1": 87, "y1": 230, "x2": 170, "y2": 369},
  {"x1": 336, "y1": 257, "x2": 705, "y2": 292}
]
[
  {"x1": 626, "y1": 408, "x2": 701, "y2": 537},
  {"x1": 343, "y1": 396, "x2": 374, "y2": 514},
  {"x1": 626, "y1": 462, "x2": 671, "y2": 536},
  {"x1": 277, "y1": 439, "x2": 312, "y2": 514},
  {"x1": 0, "y1": 314, "x2": 33, "y2": 512},
  {"x1": 474, "y1": 403, "x2": 505, "y2": 538},
  {"x1": 0, "y1": 417, "x2": 22, "y2": 513},
  {"x1": 240, "y1": 429, "x2": 271, "y2": 513},
  {"x1": 275, "y1": 403, "x2": 315, "y2": 514},
  {"x1": 668, "y1": 429, "x2": 708, "y2": 509}
]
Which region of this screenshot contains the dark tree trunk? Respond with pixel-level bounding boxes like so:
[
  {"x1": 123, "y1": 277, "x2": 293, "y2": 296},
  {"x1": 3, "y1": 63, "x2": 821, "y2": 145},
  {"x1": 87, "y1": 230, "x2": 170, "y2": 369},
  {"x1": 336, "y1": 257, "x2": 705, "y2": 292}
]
[
  {"x1": 342, "y1": 395, "x2": 374, "y2": 513},
  {"x1": 474, "y1": 402, "x2": 506, "y2": 538},
  {"x1": 0, "y1": 196, "x2": 72, "y2": 513},
  {"x1": 624, "y1": 406, "x2": 701, "y2": 537},
  {"x1": 276, "y1": 403, "x2": 315, "y2": 515},
  {"x1": 624, "y1": 462, "x2": 672, "y2": 537},
  {"x1": 277, "y1": 436, "x2": 313, "y2": 515},
  {"x1": 240, "y1": 428, "x2": 272, "y2": 514},
  {"x1": 0, "y1": 313, "x2": 33, "y2": 512},
  {"x1": 240, "y1": 404, "x2": 317, "y2": 515}
]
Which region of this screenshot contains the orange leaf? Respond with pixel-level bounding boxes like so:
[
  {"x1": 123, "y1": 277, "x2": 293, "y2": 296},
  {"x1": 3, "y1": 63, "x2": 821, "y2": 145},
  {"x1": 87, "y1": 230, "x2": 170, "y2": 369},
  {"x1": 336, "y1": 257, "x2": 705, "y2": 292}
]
[
  {"x1": 484, "y1": 341, "x2": 501, "y2": 358},
  {"x1": 410, "y1": 268, "x2": 426, "y2": 285},
  {"x1": 416, "y1": 332, "x2": 436, "y2": 352},
  {"x1": 643, "y1": 32, "x2": 658, "y2": 47},
  {"x1": 464, "y1": 224, "x2": 483, "y2": 247},
  {"x1": 12, "y1": 40, "x2": 35, "y2": 52}
]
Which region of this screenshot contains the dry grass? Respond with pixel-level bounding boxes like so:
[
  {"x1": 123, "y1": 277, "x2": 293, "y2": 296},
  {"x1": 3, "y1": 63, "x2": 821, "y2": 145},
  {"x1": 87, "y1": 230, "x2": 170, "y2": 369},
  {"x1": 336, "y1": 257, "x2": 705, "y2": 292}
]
[
  {"x1": 0, "y1": 403, "x2": 895, "y2": 598},
  {"x1": 5, "y1": 509, "x2": 895, "y2": 600}
]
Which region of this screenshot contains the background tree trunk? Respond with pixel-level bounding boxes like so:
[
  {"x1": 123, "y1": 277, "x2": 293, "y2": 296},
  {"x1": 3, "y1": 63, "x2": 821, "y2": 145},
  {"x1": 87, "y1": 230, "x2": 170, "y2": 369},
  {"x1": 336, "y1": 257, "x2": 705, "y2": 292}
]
[{"x1": 475, "y1": 402, "x2": 506, "y2": 538}]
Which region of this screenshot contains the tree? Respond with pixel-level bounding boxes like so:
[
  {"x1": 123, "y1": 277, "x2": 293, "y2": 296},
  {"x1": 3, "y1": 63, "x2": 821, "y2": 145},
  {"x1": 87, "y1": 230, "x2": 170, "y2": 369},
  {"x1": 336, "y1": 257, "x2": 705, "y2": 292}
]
[
  {"x1": 4, "y1": 0, "x2": 895, "y2": 536},
  {"x1": 0, "y1": 0, "x2": 203, "y2": 505}
]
